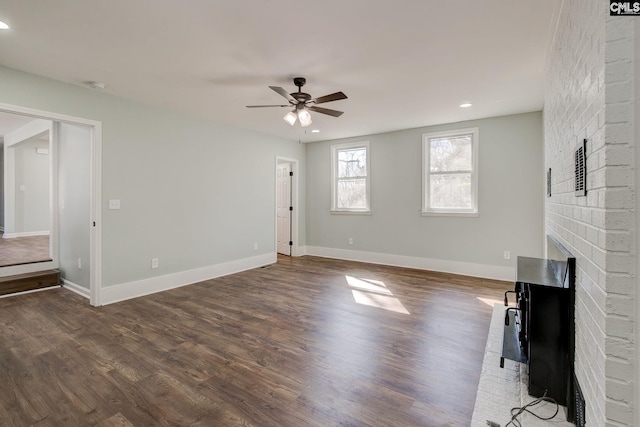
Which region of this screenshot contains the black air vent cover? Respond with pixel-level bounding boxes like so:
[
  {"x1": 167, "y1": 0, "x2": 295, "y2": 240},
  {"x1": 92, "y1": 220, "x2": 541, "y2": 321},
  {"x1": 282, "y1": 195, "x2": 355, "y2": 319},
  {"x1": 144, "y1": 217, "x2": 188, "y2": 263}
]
[
  {"x1": 574, "y1": 139, "x2": 587, "y2": 196},
  {"x1": 573, "y1": 374, "x2": 586, "y2": 427}
]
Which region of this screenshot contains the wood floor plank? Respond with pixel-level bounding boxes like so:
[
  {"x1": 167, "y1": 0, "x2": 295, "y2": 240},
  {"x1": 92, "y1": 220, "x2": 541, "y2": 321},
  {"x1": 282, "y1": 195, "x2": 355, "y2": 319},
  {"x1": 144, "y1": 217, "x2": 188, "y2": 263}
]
[
  {"x1": 0, "y1": 255, "x2": 511, "y2": 426},
  {"x1": 99, "y1": 413, "x2": 135, "y2": 427},
  {"x1": 0, "y1": 233, "x2": 50, "y2": 268}
]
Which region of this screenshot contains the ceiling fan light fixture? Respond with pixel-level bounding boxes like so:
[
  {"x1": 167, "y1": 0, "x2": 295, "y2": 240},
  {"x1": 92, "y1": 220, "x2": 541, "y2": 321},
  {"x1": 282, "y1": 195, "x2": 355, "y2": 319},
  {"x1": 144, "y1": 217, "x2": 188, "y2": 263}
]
[
  {"x1": 248, "y1": 77, "x2": 346, "y2": 126},
  {"x1": 298, "y1": 109, "x2": 312, "y2": 127},
  {"x1": 283, "y1": 111, "x2": 297, "y2": 126}
]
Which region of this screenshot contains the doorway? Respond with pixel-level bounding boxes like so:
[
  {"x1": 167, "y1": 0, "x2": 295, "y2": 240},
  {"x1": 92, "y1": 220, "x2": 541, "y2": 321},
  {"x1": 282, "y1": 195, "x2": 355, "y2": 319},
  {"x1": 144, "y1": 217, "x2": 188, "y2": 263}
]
[
  {"x1": 1, "y1": 120, "x2": 52, "y2": 266},
  {"x1": 275, "y1": 157, "x2": 299, "y2": 257},
  {"x1": 0, "y1": 103, "x2": 102, "y2": 306},
  {"x1": 276, "y1": 162, "x2": 292, "y2": 255}
]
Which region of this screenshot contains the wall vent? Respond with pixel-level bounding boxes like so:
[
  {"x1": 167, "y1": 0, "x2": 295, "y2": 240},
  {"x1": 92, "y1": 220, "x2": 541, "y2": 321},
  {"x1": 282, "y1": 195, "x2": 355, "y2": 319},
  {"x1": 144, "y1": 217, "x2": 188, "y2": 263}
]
[
  {"x1": 574, "y1": 139, "x2": 587, "y2": 196},
  {"x1": 572, "y1": 374, "x2": 586, "y2": 427}
]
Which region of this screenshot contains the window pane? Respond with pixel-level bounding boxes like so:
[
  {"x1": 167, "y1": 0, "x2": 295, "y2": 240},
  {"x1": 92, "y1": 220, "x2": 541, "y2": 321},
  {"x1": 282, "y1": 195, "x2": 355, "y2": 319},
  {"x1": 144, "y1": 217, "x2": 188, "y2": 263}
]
[
  {"x1": 337, "y1": 179, "x2": 367, "y2": 209},
  {"x1": 429, "y1": 173, "x2": 471, "y2": 209},
  {"x1": 430, "y1": 135, "x2": 472, "y2": 172},
  {"x1": 338, "y1": 147, "x2": 367, "y2": 178}
]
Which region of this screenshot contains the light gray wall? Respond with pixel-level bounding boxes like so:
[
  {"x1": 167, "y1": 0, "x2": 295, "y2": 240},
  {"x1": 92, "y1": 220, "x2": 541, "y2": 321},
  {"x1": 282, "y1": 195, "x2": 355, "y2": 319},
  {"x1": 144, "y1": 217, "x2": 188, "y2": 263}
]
[
  {"x1": 0, "y1": 65, "x2": 306, "y2": 287},
  {"x1": 306, "y1": 112, "x2": 544, "y2": 272},
  {"x1": 14, "y1": 137, "x2": 49, "y2": 233},
  {"x1": 58, "y1": 123, "x2": 91, "y2": 288}
]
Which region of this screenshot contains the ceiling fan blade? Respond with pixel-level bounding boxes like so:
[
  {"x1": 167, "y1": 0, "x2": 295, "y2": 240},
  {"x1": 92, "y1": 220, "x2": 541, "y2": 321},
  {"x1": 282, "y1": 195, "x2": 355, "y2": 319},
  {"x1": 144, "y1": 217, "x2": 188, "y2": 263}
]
[
  {"x1": 246, "y1": 104, "x2": 290, "y2": 108},
  {"x1": 311, "y1": 91, "x2": 348, "y2": 104},
  {"x1": 308, "y1": 106, "x2": 344, "y2": 117},
  {"x1": 269, "y1": 86, "x2": 297, "y2": 103}
]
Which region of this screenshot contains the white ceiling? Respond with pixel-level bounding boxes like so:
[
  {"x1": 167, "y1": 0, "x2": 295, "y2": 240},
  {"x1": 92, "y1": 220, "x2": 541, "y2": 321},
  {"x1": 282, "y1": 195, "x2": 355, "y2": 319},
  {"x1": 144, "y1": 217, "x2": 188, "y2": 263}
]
[{"x1": 0, "y1": 1, "x2": 560, "y2": 143}]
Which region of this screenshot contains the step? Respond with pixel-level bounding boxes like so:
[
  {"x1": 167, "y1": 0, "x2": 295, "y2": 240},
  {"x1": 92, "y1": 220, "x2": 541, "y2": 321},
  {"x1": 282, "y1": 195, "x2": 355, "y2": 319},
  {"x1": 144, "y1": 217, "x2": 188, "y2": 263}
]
[{"x1": 0, "y1": 270, "x2": 61, "y2": 296}]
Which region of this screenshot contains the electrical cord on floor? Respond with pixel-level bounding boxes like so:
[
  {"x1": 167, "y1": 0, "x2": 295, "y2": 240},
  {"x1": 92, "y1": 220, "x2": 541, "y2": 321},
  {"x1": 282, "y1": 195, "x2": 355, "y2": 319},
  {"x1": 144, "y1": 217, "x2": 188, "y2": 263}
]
[
  {"x1": 505, "y1": 390, "x2": 559, "y2": 427},
  {"x1": 485, "y1": 390, "x2": 560, "y2": 427}
]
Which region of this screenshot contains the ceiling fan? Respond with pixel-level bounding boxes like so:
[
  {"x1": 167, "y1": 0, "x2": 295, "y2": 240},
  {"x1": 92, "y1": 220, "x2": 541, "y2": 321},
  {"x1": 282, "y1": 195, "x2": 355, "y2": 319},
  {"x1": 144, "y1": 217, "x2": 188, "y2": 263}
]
[{"x1": 246, "y1": 77, "x2": 347, "y2": 127}]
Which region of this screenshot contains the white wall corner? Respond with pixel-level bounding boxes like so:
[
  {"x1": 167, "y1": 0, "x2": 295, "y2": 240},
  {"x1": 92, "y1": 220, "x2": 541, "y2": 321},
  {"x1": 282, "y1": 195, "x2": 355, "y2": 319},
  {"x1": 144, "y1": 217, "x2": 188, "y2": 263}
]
[
  {"x1": 294, "y1": 245, "x2": 308, "y2": 256},
  {"x1": 62, "y1": 279, "x2": 90, "y2": 299}
]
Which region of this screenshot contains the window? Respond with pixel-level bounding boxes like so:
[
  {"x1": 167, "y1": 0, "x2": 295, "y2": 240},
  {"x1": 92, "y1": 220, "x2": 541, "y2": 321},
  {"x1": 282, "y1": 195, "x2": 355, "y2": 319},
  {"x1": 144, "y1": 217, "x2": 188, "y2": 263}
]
[
  {"x1": 331, "y1": 141, "x2": 370, "y2": 213},
  {"x1": 422, "y1": 128, "x2": 478, "y2": 216}
]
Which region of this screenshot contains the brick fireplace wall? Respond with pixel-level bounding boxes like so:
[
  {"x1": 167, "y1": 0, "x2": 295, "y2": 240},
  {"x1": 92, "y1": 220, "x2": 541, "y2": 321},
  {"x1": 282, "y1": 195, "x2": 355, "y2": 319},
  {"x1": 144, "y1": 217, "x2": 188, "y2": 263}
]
[{"x1": 544, "y1": 1, "x2": 636, "y2": 425}]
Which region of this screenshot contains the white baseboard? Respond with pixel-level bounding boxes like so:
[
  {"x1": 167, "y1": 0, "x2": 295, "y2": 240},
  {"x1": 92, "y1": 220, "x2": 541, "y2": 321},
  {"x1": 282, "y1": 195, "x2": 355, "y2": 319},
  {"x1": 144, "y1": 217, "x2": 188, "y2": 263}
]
[
  {"x1": 62, "y1": 279, "x2": 90, "y2": 299},
  {"x1": 305, "y1": 246, "x2": 515, "y2": 282},
  {"x1": 100, "y1": 252, "x2": 277, "y2": 306},
  {"x1": 2, "y1": 231, "x2": 50, "y2": 239}
]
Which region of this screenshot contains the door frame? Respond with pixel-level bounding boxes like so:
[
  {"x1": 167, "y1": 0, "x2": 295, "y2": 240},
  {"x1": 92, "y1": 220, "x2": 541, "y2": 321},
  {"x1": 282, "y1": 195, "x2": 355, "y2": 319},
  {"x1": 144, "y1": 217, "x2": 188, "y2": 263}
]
[
  {"x1": 274, "y1": 156, "x2": 299, "y2": 256},
  {"x1": 0, "y1": 102, "x2": 102, "y2": 306}
]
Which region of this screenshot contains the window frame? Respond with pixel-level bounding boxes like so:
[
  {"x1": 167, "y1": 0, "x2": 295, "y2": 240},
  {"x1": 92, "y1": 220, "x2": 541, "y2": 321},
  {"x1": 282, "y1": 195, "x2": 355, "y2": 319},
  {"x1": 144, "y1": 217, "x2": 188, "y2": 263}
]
[
  {"x1": 422, "y1": 127, "x2": 479, "y2": 217},
  {"x1": 331, "y1": 141, "x2": 371, "y2": 214}
]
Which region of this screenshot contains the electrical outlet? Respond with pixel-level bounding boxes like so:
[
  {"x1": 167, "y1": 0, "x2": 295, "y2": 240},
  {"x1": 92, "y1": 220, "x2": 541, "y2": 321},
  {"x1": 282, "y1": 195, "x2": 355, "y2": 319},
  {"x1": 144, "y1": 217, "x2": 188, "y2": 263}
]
[
  {"x1": 151, "y1": 258, "x2": 159, "y2": 269},
  {"x1": 77, "y1": 258, "x2": 82, "y2": 269},
  {"x1": 504, "y1": 251, "x2": 511, "y2": 260},
  {"x1": 253, "y1": 242, "x2": 258, "y2": 251},
  {"x1": 348, "y1": 238, "x2": 354, "y2": 245},
  {"x1": 109, "y1": 199, "x2": 121, "y2": 210}
]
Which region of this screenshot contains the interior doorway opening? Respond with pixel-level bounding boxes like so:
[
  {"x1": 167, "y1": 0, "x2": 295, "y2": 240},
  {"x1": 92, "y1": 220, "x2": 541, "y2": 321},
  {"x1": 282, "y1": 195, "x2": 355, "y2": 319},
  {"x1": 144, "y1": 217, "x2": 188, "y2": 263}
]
[
  {"x1": 0, "y1": 103, "x2": 102, "y2": 306},
  {"x1": 1, "y1": 120, "x2": 52, "y2": 267}
]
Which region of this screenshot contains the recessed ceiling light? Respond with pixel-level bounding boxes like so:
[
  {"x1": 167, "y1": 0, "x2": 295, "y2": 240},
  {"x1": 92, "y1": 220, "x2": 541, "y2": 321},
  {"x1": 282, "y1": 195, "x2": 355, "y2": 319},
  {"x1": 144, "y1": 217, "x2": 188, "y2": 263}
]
[
  {"x1": 460, "y1": 103, "x2": 473, "y2": 108},
  {"x1": 0, "y1": 20, "x2": 10, "y2": 30},
  {"x1": 311, "y1": 129, "x2": 320, "y2": 133}
]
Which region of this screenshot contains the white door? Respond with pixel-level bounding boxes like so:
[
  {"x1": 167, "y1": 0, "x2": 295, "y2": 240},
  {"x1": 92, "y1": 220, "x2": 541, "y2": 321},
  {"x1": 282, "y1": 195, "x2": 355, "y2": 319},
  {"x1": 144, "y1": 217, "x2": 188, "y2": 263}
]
[
  {"x1": 58, "y1": 122, "x2": 92, "y2": 290},
  {"x1": 276, "y1": 163, "x2": 291, "y2": 255}
]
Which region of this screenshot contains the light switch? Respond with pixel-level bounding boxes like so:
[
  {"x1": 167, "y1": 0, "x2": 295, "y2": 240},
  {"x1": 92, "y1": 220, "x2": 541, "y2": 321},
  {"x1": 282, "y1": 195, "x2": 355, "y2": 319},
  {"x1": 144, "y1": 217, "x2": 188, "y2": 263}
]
[{"x1": 109, "y1": 199, "x2": 121, "y2": 209}]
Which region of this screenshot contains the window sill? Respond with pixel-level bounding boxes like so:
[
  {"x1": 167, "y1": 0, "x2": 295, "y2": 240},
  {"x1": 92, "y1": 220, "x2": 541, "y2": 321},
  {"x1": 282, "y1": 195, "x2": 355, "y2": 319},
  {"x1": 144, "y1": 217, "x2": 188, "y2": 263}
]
[
  {"x1": 421, "y1": 211, "x2": 479, "y2": 218},
  {"x1": 331, "y1": 210, "x2": 372, "y2": 216}
]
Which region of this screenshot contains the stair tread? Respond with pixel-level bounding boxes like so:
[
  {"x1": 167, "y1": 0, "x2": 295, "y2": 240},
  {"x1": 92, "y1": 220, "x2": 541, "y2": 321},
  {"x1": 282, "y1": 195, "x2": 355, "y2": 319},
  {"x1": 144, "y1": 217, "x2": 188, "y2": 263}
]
[{"x1": 0, "y1": 269, "x2": 60, "y2": 283}]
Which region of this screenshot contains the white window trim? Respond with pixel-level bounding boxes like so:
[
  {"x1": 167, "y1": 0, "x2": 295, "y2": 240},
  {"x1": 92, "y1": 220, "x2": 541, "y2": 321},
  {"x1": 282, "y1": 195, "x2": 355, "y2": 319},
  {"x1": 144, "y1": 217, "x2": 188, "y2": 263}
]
[
  {"x1": 422, "y1": 127, "x2": 479, "y2": 217},
  {"x1": 331, "y1": 141, "x2": 371, "y2": 214}
]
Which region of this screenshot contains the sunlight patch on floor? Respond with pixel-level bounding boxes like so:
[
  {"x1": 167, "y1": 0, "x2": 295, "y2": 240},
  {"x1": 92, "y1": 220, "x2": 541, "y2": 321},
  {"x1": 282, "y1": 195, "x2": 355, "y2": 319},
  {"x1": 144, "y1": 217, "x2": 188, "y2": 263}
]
[
  {"x1": 345, "y1": 276, "x2": 392, "y2": 295},
  {"x1": 476, "y1": 296, "x2": 505, "y2": 307},
  {"x1": 345, "y1": 275, "x2": 410, "y2": 315}
]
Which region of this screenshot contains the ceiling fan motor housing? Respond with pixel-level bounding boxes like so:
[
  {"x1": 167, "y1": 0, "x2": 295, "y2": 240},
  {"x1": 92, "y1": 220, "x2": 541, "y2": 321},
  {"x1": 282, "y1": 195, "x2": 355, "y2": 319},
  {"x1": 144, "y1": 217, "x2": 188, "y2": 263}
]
[{"x1": 293, "y1": 93, "x2": 311, "y2": 104}]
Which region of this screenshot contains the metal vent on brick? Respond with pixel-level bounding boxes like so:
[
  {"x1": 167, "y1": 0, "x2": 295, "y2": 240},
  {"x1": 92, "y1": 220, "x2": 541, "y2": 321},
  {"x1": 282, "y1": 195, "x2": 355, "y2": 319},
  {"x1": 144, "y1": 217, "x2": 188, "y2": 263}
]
[
  {"x1": 572, "y1": 374, "x2": 586, "y2": 427},
  {"x1": 574, "y1": 139, "x2": 587, "y2": 196}
]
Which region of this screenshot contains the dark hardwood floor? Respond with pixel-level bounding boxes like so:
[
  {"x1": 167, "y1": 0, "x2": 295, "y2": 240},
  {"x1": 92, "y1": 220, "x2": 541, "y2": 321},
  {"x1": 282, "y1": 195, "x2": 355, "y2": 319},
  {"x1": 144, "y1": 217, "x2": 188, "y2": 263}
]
[
  {"x1": 0, "y1": 255, "x2": 511, "y2": 426},
  {"x1": 0, "y1": 233, "x2": 51, "y2": 267}
]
